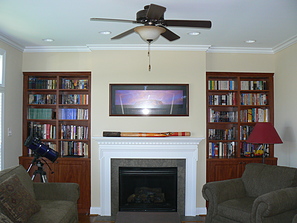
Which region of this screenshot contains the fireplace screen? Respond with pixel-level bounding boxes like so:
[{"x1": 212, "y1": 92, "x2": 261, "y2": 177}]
[{"x1": 119, "y1": 167, "x2": 177, "y2": 212}]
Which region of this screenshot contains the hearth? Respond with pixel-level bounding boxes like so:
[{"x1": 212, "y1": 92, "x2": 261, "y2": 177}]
[{"x1": 119, "y1": 167, "x2": 177, "y2": 212}]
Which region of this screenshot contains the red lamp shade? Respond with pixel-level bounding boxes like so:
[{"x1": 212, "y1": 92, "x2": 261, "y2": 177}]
[{"x1": 246, "y1": 122, "x2": 283, "y2": 144}]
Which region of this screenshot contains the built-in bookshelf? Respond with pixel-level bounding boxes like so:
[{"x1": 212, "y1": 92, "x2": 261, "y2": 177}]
[
  {"x1": 206, "y1": 72, "x2": 277, "y2": 182},
  {"x1": 22, "y1": 72, "x2": 91, "y2": 158},
  {"x1": 19, "y1": 72, "x2": 91, "y2": 213}
]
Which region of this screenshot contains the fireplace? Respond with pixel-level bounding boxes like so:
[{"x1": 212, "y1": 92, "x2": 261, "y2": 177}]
[
  {"x1": 119, "y1": 167, "x2": 177, "y2": 212},
  {"x1": 93, "y1": 136, "x2": 203, "y2": 216}
]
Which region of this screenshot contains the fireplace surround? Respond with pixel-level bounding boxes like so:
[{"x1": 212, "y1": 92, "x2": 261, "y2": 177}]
[
  {"x1": 93, "y1": 136, "x2": 203, "y2": 216},
  {"x1": 111, "y1": 159, "x2": 185, "y2": 216}
]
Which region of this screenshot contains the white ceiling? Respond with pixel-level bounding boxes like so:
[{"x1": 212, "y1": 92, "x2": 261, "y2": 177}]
[{"x1": 1, "y1": 0, "x2": 297, "y2": 53}]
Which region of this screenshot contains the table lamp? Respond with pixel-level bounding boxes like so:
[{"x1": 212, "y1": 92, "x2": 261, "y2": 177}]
[{"x1": 246, "y1": 122, "x2": 283, "y2": 163}]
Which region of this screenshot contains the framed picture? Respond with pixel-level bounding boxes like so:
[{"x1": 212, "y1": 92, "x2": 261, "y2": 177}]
[{"x1": 110, "y1": 84, "x2": 189, "y2": 116}]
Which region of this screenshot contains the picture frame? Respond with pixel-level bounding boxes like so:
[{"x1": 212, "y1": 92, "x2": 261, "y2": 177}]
[{"x1": 110, "y1": 84, "x2": 189, "y2": 116}]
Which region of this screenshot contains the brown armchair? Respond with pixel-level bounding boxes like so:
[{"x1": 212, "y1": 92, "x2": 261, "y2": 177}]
[{"x1": 202, "y1": 163, "x2": 297, "y2": 223}]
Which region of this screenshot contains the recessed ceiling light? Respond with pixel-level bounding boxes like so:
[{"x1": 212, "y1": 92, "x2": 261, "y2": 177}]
[
  {"x1": 188, "y1": 32, "x2": 200, "y2": 36},
  {"x1": 42, "y1": 38, "x2": 54, "y2": 42},
  {"x1": 245, "y1": 40, "x2": 256, "y2": 44},
  {"x1": 99, "y1": 31, "x2": 111, "y2": 35}
]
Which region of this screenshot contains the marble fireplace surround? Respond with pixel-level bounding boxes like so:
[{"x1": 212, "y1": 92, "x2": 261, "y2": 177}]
[{"x1": 93, "y1": 137, "x2": 203, "y2": 216}]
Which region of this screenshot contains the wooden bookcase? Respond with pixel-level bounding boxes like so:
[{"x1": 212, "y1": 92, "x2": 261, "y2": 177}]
[
  {"x1": 206, "y1": 72, "x2": 277, "y2": 182},
  {"x1": 19, "y1": 72, "x2": 91, "y2": 213}
]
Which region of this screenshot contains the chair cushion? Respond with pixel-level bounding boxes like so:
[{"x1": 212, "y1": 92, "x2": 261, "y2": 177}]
[
  {"x1": 218, "y1": 197, "x2": 256, "y2": 223},
  {"x1": 28, "y1": 200, "x2": 78, "y2": 223},
  {"x1": 242, "y1": 163, "x2": 297, "y2": 197},
  {"x1": 0, "y1": 174, "x2": 41, "y2": 223}
]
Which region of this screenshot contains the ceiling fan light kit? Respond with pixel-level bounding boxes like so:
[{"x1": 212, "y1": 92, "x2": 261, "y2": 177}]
[{"x1": 134, "y1": 26, "x2": 166, "y2": 43}]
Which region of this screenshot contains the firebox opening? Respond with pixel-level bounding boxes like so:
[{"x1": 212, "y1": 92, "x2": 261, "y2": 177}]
[{"x1": 119, "y1": 167, "x2": 177, "y2": 212}]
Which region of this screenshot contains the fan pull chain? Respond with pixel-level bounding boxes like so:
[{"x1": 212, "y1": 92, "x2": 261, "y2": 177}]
[{"x1": 148, "y1": 42, "x2": 151, "y2": 71}]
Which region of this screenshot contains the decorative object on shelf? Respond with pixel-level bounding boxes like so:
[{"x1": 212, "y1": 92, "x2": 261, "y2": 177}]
[
  {"x1": 110, "y1": 84, "x2": 189, "y2": 116},
  {"x1": 246, "y1": 122, "x2": 283, "y2": 163},
  {"x1": 103, "y1": 131, "x2": 191, "y2": 137}
]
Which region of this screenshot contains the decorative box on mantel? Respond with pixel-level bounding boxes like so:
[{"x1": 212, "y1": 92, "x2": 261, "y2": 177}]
[{"x1": 92, "y1": 136, "x2": 204, "y2": 216}]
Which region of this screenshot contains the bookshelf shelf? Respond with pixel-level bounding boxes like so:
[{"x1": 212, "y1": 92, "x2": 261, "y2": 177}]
[
  {"x1": 206, "y1": 72, "x2": 277, "y2": 182},
  {"x1": 19, "y1": 71, "x2": 91, "y2": 213}
]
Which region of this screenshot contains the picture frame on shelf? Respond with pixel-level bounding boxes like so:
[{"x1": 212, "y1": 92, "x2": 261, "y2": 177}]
[{"x1": 110, "y1": 84, "x2": 189, "y2": 116}]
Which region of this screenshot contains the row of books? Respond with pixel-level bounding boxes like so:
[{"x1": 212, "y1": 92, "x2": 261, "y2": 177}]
[
  {"x1": 29, "y1": 94, "x2": 57, "y2": 105},
  {"x1": 60, "y1": 141, "x2": 88, "y2": 157},
  {"x1": 208, "y1": 80, "x2": 235, "y2": 90},
  {"x1": 240, "y1": 93, "x2": 268, "y2": 105},
  {"x1": 241, "y1": 80, "x2": 268, "y2": 90},
  {"x1": 28, "y1": 108, "x2": 54, "y2": 120},
  {"x1": 59, "y1": 108, "x2": 88, "y2": 120},
  {"x1": 61, "y1": 79, "x2": 88, "y2": 89},
  {"x1": 28, "y1": 122, "x2": 56, "y2": 139},
  {"x1": 28, "y1": 77, "x2": 57, "y2": 89},
  {"x1": 240, "y1": 125, "x2": 254, "y2": 140},
  {"x1": 61, "y1": 94, "x2": 88, "y2": 105},
  {"x1": 209, "y1": 109, "x2": 238, "y2": 122},
  {"x1": 208, "y1": 127, "x2": 236, "y2": 140},
  {"x1": 240, "y1": 108, "x2": 269, "y2": 122},
  {"x1": 208, "y1": 142, "x2": 236, "y2": 157},
  {"x1": 208, "y1": 92, "x2": 236, "y2": 105},
  {"x1": 60, "y1": 124, "x2": 89, "y2": 140},
  {"x1": 28, "y1": 77, "x2": 89, "y2": 90}
]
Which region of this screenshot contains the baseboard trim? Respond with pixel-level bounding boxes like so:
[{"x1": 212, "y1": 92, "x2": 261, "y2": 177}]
[
  {"x1": 196, "y1": 207, "x2": 207, "y2": 215},
  {"x1": 90, "y1": 207, "x2": 101, "y2": 215}
]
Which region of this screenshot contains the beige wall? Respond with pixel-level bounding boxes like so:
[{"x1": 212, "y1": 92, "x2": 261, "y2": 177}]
[
  {"x1": 206, "y1": 52, "x2": 275, "y2": 72},
  {"x1": 274, "y1": 42, "x2": 297, "y2": 167},
  {"x1": 0, "y1": 41, "x2": 23, "y2": 169},
  {"x1": 22, "y1": 50, "x2": 207, "y2": 211}
]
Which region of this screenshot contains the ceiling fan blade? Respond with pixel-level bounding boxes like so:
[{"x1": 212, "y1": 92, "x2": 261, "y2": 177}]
[
  {"x1": 111, "y1": 28, "x2": 135, "y2": 40},
  {"x1": 164, "y1": 20, "x2": 212, "y2": 28},
  {"x1": 146, "y1": 4, "x2": 166, "y2": 20},
  {"x1": 159, "y1": 26, "x2": 180, "y2": 41},
  {"x1": 90, "y1": 18, "x2": 138, "y2": 24}
]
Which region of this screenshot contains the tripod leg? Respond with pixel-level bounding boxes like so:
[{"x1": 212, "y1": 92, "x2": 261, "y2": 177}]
[
  {"x1": 42, "y1": 174, "x2": 48, "y2": 183},
  {"x1": 27, "y1": 163, "x2": 33, "y2": 173}
]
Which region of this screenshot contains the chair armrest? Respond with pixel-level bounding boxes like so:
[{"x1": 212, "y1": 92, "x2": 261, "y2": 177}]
[
  {"x1": 202, "y1": 178, "x2": 246, "y2": 220},
  {"x1": 252, "y1": 187, "x2": 297, "y2": 223},
  {"x1": 33, "y1": 182, "x2": 80, "y2": 202}
]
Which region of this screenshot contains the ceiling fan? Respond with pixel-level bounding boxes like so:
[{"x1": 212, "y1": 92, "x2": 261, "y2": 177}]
[{"x1": 90, "y1": 3, "x2": 212, "y2": 43}]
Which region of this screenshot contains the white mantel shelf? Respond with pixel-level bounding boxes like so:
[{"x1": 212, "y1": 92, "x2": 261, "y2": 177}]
[{"x1": 92, "y1": 136, "x2": 204, "y2": 216}]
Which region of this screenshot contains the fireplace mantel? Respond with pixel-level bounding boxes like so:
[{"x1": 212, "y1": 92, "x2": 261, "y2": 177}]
[{"x1": 93, "y1": 136, "x2": 204, "y2": 216}]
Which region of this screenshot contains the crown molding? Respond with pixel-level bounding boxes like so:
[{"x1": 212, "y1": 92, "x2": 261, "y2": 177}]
[
  {"x1": 0, "y1": 34, "x2": 24, "y2": 52},
  {"x1": 23, "y1": 46, "x2": 92, "y2": 53},
  {"x1": 207, "y1": 47, "x2": 274, "y2": 54},
  {"x1": 23, "y1": 44, "x2": 212, "y2": 52},
  {"x1": 273, "y1": 35, "x2": 297, "y2": 53}
]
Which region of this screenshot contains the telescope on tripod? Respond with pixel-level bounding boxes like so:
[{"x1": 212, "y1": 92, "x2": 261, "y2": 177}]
[{"x1": 24, "y1": 135, "x2": 59, "y2": 182}]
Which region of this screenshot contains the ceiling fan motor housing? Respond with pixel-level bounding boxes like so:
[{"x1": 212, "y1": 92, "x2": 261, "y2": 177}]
[{"x1": 136, "y1": 5, "x2": 164, "y2": 25}]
